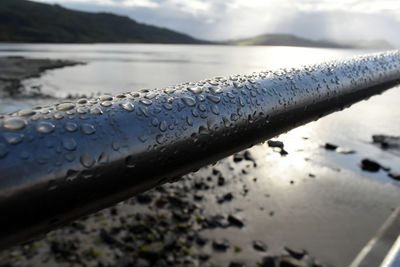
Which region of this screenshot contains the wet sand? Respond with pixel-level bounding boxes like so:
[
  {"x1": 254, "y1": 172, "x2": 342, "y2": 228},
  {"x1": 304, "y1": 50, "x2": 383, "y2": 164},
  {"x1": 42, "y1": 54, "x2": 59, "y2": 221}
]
[
  {"x1": 0, "y1": 56, "x2": 83, "y2": 98},
  {"x1": 0, "y1": 140, "x2": 399, "y2": 267}
]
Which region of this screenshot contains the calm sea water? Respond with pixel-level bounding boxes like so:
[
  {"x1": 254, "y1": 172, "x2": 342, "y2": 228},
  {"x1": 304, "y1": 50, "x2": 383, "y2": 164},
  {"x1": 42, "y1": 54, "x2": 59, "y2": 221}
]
[{"x1": 0, "y1": 44, "x2": 373, "y2": 98}]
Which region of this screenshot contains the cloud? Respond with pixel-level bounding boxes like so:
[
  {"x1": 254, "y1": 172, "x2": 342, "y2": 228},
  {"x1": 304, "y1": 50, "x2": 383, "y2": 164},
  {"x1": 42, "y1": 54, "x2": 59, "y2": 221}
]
[{"x1": 31, "y1": 0, "x2": 400, "y2": 45}]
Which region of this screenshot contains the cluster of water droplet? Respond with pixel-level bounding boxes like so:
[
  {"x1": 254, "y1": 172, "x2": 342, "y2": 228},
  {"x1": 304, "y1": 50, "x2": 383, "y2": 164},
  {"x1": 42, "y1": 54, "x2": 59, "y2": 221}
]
[{"x1": 0, "y1": 50, "x2": 399, "y2": 187}]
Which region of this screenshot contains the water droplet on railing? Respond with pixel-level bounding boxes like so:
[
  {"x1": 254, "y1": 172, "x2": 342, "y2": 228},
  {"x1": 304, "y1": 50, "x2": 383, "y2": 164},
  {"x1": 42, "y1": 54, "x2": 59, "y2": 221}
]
[
  {"x1": 57, "y1": 103, "x2": 75, "y2": 111},
  {"x1": 76, "y1": 107, "x2": 88, "y2": 114},
  {"x1": 3, "y1": 133, "x2": 24, "y2": 145},
  {"x1": 62, "y1": 137, "x2": 77, "y2": 151},
  {"x1": 186, "y1": 116, "x2": 193, "y2": 126},
  {"x1": 99, "y1": 95, "x2": 113, "y2": 101},
  {"x1": 81, "y1": 124, "x2": 96, "y2": 135},
  {"x1": 80, "y1": 154, "x2": 95, "y2": 168},
  {"x1": 76, "y1": 98, "x2": 87, "y2": 104},
  {"x1": 125, "y1": 155, "x2": 136, "y2": 168},
  {"x1": 182, "y1": 97, "x2": 196, "y2": 107},
  {"x1": 188, "y1": 87, "x2": 203, "y2": 94},
  {"x1": 36, "y1": 121, "x2": 55, "y2": 134},
  {"x1": 54, "y1": 113, "x2": 64, "y2": 120},
  {"x1": 101, "y1": 101, "x2": 112, "y2": 107},
  {"x1": 233, "y1": 81, "x2": 243, "y2": 88},
  {"x1": 156, "y1": 134, "x2": 165, "y2": 144},
  {"x1": 90, "y1": 107, "x2": 103, "y2": 115},
  {"x1": 151, "y1": 118, "x2": 159, "y2": 127},
  {"x1": 159, "y1": 121, "x2": 167, "y2": 132},
  {"x1": 17, "y1": 110, "x2": 35, "y2": 117},
  {"x1": 3, "y1": 118, "x2": 27, "y2": 131},
  {"x1": 206, "y1": 95, "x2": 221, "y2": 104},
  {"x1": 211, "y1": 105, "x2": 219, "y2": 115},
  {"x1": 121, "y1": 102, "x2": 135, "y2": 112},
  {"x1": 98, "y1": 152, "x2": 108, "y2": 164},
  {"x1": 111, "y1": 140, "x2": 120, "y2": 151},
  {"x1": 65, "y1": 122, "x2": 78, "y2": 132},
  {"x1": 138, "y1": 135, "x2": 148, "y2": 142},
  {"x1": 140, "y1": 99, "x2": 152, "y2": 106},
  {"x1": 163, "y1": 103, "x2": 173, "y2": 110}
]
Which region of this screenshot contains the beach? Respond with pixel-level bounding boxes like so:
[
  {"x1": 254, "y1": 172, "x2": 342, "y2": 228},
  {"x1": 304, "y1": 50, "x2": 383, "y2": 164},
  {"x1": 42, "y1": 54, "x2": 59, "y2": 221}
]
[{"x1": 0, "y1": 47, "x2": 399, "y2": 267}]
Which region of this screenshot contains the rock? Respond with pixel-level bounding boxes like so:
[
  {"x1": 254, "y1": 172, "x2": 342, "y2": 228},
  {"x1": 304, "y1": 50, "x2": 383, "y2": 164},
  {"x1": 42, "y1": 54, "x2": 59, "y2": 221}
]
[
  {"x1": 253, "y1": 240, "x2": 267, "y2": 252},
  {"x1": 135, "y1": 258, "x2": 151, "y2": 267},
  {"x1": 50, "y1": 240, "x2": 77, "y2": 260},
  {"x1": 71, "y1": 222, "x2": 86, "y2": 231},
  {"x1": 212, "y1": 168, "x2": 221, "y2": 175},
  {"x1": 280, "y1": 149, "x2": 289, "y2": 156},
  {"x1": 218, "y1": 176, "x2": 225, "y2": 186},
  {"x1": 99, "y1": 229, "x2": 120, "y2": 246},
  {"x1": 208, "y1": 215, "x2": 229, "y2": 228},
  {"x1": 110, "y1": 207, "x2": 118, "y2": 215},
  {"x1": 167, "y1": 195, "x2": 186, "y2": 207},
  {"x1": 267, "y1": 140, "x2": 284, "y2": 148},
  {"x1": 228, "y1": 214, "x2": 244, "y2": 228},
  {"x1": 388, "y1": 172, "x2": 400, "y2": 181},
  {"x1": 224, "y1": 192, "x2": 233, "y2": 201},
  {"x1": 212, "y1": 239, "x2": 230, "y2": 250},
  {"x1": 280, "y1": 256, "x2": 308, "y2": 267},
  {"x1": 269, "y1": 211, "x2": 275, "y2": 216},
  {"x1": 337, "y1": 147, "x2": 356, "y2": 154},
  {"x1": 196, "y1": 235, "x2": 208, "y2": 246},
  {"x1": 372, "y1": 135, "x2": 400, "y2": 149},
  {"x1": 229, "y1": 262, "x2": 247, "y2": 267},
  {"x1": 136, "y1": 193, "x2": 153, "y2": 204},
  {"x1": 138, "y1": 242, "x2": 164, "y2": 261},
  {"x1": 233, "y1": 153, "x2": 244, "y2": 162},
  {"x1": 324, "y1": 143, "x2": 338, "y2": 150},
  {"x1": 284, "y1": 247, "x2": 307, "y2": 260},
  {"x1": 163, "y1": 232, "x2": 176, "y2": 248},
  {"x1": 172, "y1": 210, "x2": 190, "y2": 222},
  {"x1": 360, "y1": 159, "x2": 381, "y2": 172},
  {"x1": 244, "y1": 151, "x2": 257, "y2": 166},
  {"x1": 260, "y1": 256, "x2": 279, "y2": 267},
  {"x1": 194, "y1": 193, "x2": 204, "y2": 201},
  {"x1": 198, "y1": 254, "x2": 210, "y2": 261},
  {"x1": 244, "y1": 151, "x2": 255, "y2": 162}
]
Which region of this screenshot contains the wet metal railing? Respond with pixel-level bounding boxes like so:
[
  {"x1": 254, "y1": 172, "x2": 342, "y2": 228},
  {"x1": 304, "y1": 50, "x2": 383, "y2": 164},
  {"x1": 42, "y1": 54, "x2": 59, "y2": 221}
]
[{"x1": 0, "y1": 51, "x2": 400, "y2": 250}]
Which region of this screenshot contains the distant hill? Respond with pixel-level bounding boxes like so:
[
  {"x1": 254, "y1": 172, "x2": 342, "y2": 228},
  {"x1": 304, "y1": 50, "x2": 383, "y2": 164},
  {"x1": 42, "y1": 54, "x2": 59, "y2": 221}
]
[
  {"x1": 0, "y1": 0, "x2": 205, "y2": 44},
  {"x1": 228, "y1": 33, "x2": 393, "y2": 49}
]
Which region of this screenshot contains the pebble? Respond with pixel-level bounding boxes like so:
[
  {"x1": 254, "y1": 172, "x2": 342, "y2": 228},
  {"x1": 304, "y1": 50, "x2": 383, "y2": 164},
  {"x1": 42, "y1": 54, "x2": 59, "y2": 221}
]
[
  {"x1": 212, "y1": 239, "x2": 230, "y2": 251},
  {"x1": 228, "y1": 214, "x2": 244, "y2": 228},
  {"x1": 388, "y1": 172, "x2": 400, "y2": 181},
  {"x1": 324, "y1": 143, "x2": 338, "y2": 150},
  {"x1": 360, "y1": 158, "x2": 381, "y2": 172},
  {"x1": 229, "y1": 262, "x2": 247, "y2": 267},
  {"x1": 372, "y1": 134, "x2": 400, "y2": 149},
  {"x1": 253, "y1": 240, "x2": 268, "y2": 252},
  {"x1": 233, "y1": 153, "x2": 243, "y2": 162},
  {"x1": 284, "y1": 246, "x2": 307, "y2": 260},
  {"x1": 267, "y1": 140, "x2": 284, "y2": 148}
]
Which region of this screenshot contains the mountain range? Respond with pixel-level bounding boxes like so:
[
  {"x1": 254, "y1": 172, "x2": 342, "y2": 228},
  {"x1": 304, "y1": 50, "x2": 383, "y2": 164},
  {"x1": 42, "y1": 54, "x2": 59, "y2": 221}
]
[{"x1": 0, "y1": 0, "x2": 393, "y2": 49}]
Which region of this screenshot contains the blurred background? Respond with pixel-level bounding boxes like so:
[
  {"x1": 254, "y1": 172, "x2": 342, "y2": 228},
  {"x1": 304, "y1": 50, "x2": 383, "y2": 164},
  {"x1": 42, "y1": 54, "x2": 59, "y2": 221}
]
[{"x1": 0, "y1": 1, "x2": 399, "y2": 266}]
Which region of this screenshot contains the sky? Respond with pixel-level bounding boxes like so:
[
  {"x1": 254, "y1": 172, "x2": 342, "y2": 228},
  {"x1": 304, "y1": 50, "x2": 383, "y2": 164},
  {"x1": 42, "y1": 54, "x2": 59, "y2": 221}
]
[{"x1": 32, "y1": 0, "x2": 400, "y2": 45}]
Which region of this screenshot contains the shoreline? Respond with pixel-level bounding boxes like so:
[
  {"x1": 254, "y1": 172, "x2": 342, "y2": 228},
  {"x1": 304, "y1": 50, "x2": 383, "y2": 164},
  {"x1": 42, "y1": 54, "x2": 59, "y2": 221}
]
[{"x1": 0, "y1": 56, "x2": 83, "y2": 98}]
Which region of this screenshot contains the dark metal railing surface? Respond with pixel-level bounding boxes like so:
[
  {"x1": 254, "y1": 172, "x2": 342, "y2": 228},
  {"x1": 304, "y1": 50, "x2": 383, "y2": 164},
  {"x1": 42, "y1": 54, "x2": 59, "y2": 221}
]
[{"x1": 0, "y1": 50, "x2": 400, "y2": 249}]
